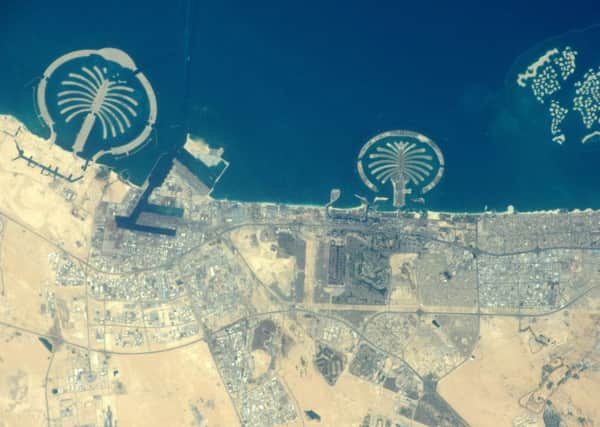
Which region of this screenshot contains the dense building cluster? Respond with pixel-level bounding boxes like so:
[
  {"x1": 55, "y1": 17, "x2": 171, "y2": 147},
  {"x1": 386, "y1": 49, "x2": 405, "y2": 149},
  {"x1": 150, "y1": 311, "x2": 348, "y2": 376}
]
[{"x1": 43, "y1": 159, "x2": 600, "y2": 425}]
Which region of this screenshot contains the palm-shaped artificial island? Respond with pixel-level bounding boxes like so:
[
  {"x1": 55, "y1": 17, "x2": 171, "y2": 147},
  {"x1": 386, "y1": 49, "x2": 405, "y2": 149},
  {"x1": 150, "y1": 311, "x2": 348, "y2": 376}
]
[
  {"x1": 36, "y1": 48, "x2": 157, "y2": 168},
  {"x1": 58, "y1": 65, "x2": 139, "y2": 154},
  {"x1": 357, "y1": 130, "x2": 444, "y2": 208}
]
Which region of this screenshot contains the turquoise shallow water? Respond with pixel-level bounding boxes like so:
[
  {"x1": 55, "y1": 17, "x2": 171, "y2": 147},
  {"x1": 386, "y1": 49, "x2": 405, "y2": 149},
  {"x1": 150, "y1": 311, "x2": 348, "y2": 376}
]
[{"x1": 1, "y1": 1, "x2": 600, "y2": 212}]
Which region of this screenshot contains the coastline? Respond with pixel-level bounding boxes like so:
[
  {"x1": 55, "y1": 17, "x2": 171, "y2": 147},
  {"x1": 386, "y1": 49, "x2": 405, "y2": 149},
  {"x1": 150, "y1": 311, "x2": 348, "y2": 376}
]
[
  {"x1": 2, "y1": 3, "x2": 600, "y2": 217},
  {"x1": 2, "y1": 112, "x2": 600, "y2": 218}
]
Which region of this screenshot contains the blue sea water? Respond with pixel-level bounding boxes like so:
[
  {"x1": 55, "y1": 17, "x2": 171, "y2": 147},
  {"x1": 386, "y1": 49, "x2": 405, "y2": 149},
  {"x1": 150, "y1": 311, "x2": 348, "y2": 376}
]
[{"x1": 1, "y1": 0, "x2": 600, "y2": 212}]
